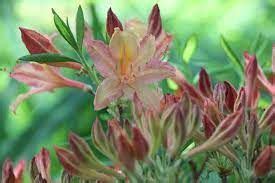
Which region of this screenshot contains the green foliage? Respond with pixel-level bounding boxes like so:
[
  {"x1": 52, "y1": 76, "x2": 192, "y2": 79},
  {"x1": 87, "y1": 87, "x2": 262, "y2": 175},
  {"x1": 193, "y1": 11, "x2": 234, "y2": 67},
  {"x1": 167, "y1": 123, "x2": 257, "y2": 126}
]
[{"x1": 18, "y1": 53, "x2": 80, "y2": 63}]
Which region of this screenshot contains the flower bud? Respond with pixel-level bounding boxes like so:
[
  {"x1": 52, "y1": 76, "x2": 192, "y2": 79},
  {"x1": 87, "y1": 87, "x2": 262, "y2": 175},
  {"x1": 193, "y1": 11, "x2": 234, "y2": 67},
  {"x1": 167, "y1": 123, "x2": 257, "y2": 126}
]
[
  {"x1": 148, "y1": 4, "x2": 162, "y2": 38},
  {"x1": 55, "y1": 147, "x2": 114, "y2": 182},
  {"x1": 204, "y1": 99, "x2": 222, "y2": 125},
  {"x1": 132, "y1": 127, "x2": 149, "y2": 160},
  {"x1": 253, "y1": 146, "x2": 273, "y2": 177},
  {"x1": 185, "y1": 110, "x2": 243, "y2": 158},
  {"x1": 2, "y1": 159, "x2": 25, "y2": 183},
  {"x1": 19, "y1": 27, "x2": 58, "y2": 54},
  {"x1": 132, "y1": 92, "x2": 145, "y2": 120},
  {"x1": 106, "y1": 8, "x2": 123, "y2": 37},
  {"x1": 213, "y1": 82, "x2": 226, "y2": 112},
  {"x1": 202, "y1": 114, "x2": 216, "y2": 139},
  {"x1": 30, "y1": 148, "x2": 51, "y2": 182},
  {"x1": 224, "y1": 81, "x2": 237, "y2": 112},
  {"x1": 117, "y1": 134, "x2": 135, "y2": 171},
  {"x1": 198, "y1": 68, "x2": 212, "y2": 98},
  {"x1": 92, "y1": 118, "x2": 110, "y2": 156},
  {"x1": 259, "y1": 103, "x2": 275, "y2": 131},
  {"x1": 234, "y1": 87, "x2": 246, "y2": 112},
  {"x1": 244, "y1": 53, "x2": 258, "y2": 109}
]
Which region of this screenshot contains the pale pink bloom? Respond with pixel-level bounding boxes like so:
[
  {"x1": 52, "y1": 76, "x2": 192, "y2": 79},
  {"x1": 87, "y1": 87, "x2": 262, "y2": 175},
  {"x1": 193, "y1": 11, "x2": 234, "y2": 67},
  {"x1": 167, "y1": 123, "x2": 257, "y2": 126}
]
[
  {"x1": 10, "y1": 63, "x2": 91, "y2": 113},
  {"x1": 85, "y1": 28, "x2": 175, "y2": 110}
]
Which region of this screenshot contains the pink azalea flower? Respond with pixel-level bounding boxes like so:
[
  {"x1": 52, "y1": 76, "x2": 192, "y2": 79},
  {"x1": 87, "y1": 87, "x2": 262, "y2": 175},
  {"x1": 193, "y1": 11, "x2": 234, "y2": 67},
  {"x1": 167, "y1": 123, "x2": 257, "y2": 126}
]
[
  {"x1": 10, "y1": 63, "x2": 92, "y2": 113},
  {"x1": 85, "y1": 28, "x2": 175, "y2": 110}
]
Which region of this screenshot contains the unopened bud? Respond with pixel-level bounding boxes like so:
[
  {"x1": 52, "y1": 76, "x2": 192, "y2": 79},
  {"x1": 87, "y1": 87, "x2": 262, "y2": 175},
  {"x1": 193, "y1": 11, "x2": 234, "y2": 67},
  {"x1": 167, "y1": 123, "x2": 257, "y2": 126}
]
[
  {"x1": 198, "y1": 68, "x2": 212, "y2": 98},
  {"x1": 202, "y1": 114, "x2": 216, "y2": 139},
  {"x1": 234, "y1": 87, "x2": 246, "y2": 112},
  {"x1": 117, "y1": 134, "x2": 135, "y2": 171},
  {"x1": 259, "y1": 103, "x2": 275, "y2": 131},
  {"x1": 224, "y1": 81, "x2": 237, "y2": 112},
  {"x1": 132, "y1": 127, "x2": 149, "y2": 160},
  {"x1": 106, "y1": 8, "x2": 123, "y2": 37},
  {"x1": 148, "y1": 4, "x2": 162, "y2": 38},
  {"x1": 253, "y1": 146, "x2": 273, "y2": 177},
  {"x1": 31, "y1": 148, "x2": 51, "y2": 182}
]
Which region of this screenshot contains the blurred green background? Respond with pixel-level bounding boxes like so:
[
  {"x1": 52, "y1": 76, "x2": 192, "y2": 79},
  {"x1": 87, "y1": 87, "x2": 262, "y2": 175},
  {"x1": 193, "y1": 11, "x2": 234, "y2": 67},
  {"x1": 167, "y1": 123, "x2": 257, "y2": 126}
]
[{"x1": 1, "y1": 0, "x2": 275, "y2": 180}]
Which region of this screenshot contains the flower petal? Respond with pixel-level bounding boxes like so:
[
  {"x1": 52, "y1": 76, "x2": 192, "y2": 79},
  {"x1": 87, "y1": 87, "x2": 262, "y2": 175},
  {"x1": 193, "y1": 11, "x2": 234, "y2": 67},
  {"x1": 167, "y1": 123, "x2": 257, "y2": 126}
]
[
  {"x1": 154, "y1": 32, "x2": 172, "y2": 60},
  {"x1": 85, "y1": 39, "x2": 116, "y2": 77},
  {"x1": 133, "y1": 35, "x2": 156, "y2": 67},
  {"x1": 109, "y1": 28, "x2": 139, "y2": 63},
  {"x1": 134, "y1": 60, "x2": 175, "y2": 85},
  {"x1": 94, "y1": 77, "x2": 123, "y2": 110},
  {"x1": 125, "y1": 19, "x2": 147, "y2": 40}
]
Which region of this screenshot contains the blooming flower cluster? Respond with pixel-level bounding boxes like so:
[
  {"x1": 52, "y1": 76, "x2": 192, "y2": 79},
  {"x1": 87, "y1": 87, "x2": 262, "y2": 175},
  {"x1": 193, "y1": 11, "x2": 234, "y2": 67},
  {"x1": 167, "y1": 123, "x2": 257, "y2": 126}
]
[{"x1": 2, "y1": 3, "x2": 275, "y2": 183}]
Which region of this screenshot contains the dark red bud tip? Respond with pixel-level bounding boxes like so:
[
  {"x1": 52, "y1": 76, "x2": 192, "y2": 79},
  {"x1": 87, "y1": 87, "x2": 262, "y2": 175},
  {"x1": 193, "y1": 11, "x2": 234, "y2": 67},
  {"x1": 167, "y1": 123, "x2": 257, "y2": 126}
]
[
  {"x1": 198, "y1": 68, "x2": 212, "y2": 98},
  {"x1": 148, "y1": 4, "x2": 162, "y2": 38},
  {"x1": 253, "y1": 146, "x2": 273, "y2": 177},
  {"x1": 132, "y1": 127, "x2": 149, "y2": 160},
  {"x1": 106, "y1": 8, "x2": 123, "y2": 37}
]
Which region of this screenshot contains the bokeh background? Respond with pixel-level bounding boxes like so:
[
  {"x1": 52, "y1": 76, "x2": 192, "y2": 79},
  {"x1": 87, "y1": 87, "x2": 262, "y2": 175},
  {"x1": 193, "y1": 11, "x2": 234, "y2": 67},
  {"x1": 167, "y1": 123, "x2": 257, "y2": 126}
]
[{"x1": 1, "y1": 0, "x2": 275, "y2": 180}]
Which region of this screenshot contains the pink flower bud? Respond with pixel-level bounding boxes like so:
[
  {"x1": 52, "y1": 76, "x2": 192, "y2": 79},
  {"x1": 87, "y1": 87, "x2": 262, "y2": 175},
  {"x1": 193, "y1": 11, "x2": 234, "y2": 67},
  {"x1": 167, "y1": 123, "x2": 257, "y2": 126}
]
[
  {"x1": 213, "y1": 82, "x2": 226, "y2": 111},
  {"x1": 30, "y1": 148, "x2": 51, "y2": 182},
  {"x1": 19, "y1": 27, "x2": 58, "y2": 54},
  {"x1": 106, "y1": 8, "x2": 123, "y2": 37},
  {"x1": 224, "y1": 81, "x2": 237, "y2": 112},
  {"x1": 186, "y1": 110, "x2": 243, "y2": 158},
  {"x1": 2, "y1": 159, "x2": 25, "y2": 183},
  {"x1": 148, "y1": 4, "x2": 162, "y2": 38},
  {"x1": 198, "y1": 68, "x2": 212, "y2": 98},
  {"x1": 253, "y1": 146, "x2": 273, "y2": 177},
  {"x1": 234, "y1": 87, "x2": 246, "y2": 112},
  {"x1": 203, "y1": 99, "x2": 222, "y2": 125},
  {"x1": 132, "y1": 127, "x2": 149, "y2": 160},
  {"x1": 19, "y1": 27, "x2": 82, "y2": 70},
  {"x1": 117, "y1": 134, "x2": 135, "y2": 171},
  {"x1": 202, "y1": 114, "x2": 216, "y2": 139},
  {"x1": 92, "y1": 118, "x2": 110, "y2": 155},
  {"x1": 244, "y1": 53, "x2": 258, "y2": 108}
]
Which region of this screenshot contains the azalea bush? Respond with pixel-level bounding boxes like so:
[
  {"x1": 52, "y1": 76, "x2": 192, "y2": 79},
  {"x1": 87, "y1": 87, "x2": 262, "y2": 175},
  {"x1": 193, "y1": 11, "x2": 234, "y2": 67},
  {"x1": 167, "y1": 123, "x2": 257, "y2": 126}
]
[{"x1": 1, "y1": 3, "x2": 275, "y2": 183}]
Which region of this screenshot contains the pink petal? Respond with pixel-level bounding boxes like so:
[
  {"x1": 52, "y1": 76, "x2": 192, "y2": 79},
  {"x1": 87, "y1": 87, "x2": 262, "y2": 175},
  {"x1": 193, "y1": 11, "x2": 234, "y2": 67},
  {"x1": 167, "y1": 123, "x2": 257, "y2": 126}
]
[
  {"x1": 133, "y1": 35, "x2": 156, "y2": 67},
  {"x1": 109, "y1": 28, "x2": 139, "y2": 63},
  {"x1": 94, "y1": 77, "x2": 123, "y2": 110},
  {"x1": 10, "y1": 87, "x2": 52, "y2": 114},
  {"x1": 125, "y1": 19, "x2": 147, "y2": 40},
  {"x1": 134, "y1": 59, "x2": 175, "y2": 85},
  {"x1": 84, "y1": 39, "x2": 116, "y2": 77},
  {"x1": 154, "y1": 32, "x2": 172, "y2": 60}
]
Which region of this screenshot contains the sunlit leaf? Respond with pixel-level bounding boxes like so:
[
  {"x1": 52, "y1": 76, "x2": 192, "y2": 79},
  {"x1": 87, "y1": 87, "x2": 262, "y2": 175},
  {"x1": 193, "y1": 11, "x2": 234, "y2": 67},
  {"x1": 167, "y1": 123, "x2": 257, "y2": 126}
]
[
  {"x1": 52, "y1": 9, "x2": 78, "y2": 50},
  {"x1": 167, "y1": 78, "x2": 179, "y2": 90},
  {"x1": 182, "y1": 34, "x2": 198, "y2": 64},
  {"x1": 76, "y1": 5, "x2": 85, "y2": 51},
  {"x1": 18, "y1": 53, "x2": 80, "y2": 63},
  {"x1": 220, "y1": 35, "x2": 243, "y2": 74}
]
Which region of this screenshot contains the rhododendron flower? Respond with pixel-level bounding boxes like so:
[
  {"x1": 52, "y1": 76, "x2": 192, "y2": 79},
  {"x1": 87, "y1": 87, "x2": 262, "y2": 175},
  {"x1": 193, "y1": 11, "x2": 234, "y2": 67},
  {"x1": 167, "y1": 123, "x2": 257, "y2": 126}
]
[
  {"x1": 10, "y1": 63, "x2": 92, "y2": 113},
  {"x1": 85, "y1": 28, "x2": 175, "y2": 110}
]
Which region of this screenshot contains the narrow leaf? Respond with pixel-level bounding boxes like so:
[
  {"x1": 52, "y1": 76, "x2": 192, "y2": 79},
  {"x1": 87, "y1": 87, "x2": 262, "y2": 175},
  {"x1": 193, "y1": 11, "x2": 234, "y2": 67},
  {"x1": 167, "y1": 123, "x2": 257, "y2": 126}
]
[
  {"x1": 18, "y1": 53, "x2": 80, "y2": 63},
  {"x1": 76, "y1": 5, "x2": 85, "y2": 51},
  {"x1": 52, "y1": 9, "x2": 78, "y2": 50},
  {"x1": 220, "y1": 35, "x2": 244, "y2": 73},
  {"x1": 182, "y1": 34, "x2": 198, "y2": 63}
]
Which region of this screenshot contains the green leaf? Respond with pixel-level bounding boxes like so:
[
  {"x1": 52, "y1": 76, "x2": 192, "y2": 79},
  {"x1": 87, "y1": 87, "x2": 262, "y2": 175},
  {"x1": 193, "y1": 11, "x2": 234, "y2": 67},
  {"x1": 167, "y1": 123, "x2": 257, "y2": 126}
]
[
  {"x1": 18, "y1": 53, "x2": 80, "y2": 63},
  {"x1": 76, "y1": 5, "x2": 85, "y2": 51},
  {"x1": 220, "y1": 35, "x2": 244, "y2": 74},
  {"x1": 52, "y1": 9, "x2": 78, "y2": 50},
  {"x1": 182, "y1": 34, "x2": 198, "y2": 64},
  {"x1": 167, "y1": 78, "x2": 179, "y2": 90}
]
